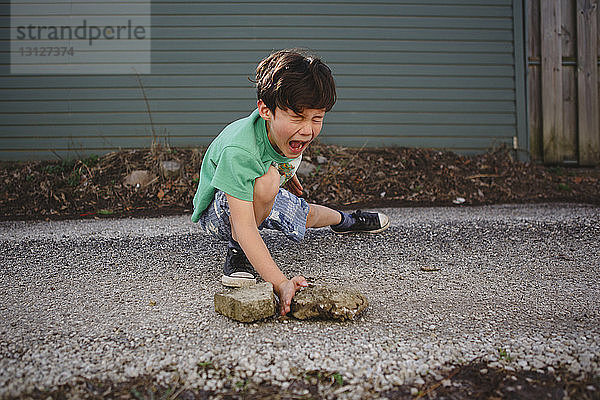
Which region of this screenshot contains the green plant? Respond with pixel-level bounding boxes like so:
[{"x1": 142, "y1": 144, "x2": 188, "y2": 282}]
[
  {"x1": 43, "y1": 159, "x2": 78, "y2": 175},
  {"x1": 98, "y1": 209, "x2": 114, "y2": 215},
  {"x1": 235, "y1": 380, "x2": 247, "y2": 389},
  {"x1": 162, "y1": 387, "x2": 174, "y2": 398},
  {"x1": 197, "y1": 361, "x2": 214, "y2": 370},
  {"x1": 498, "y1": 347, "x2": 512, "y2": 362},
  {"x1": 82, "y1": 154, "x2": 99, "y2": 168},
  {"x1": 44, "y1": 164, "x2": 66, "y2": 174},
  {"x1": 558, "y1": 183, "x2": 571, "y2": 191},
  {"x1": 304, "y1": 370, "x2": 344, "y2": 387},
  {"x1": 67, "y1": 171, "x2": 80, "y2": 187},
  {"x1": 43, "y1": 165, "x2": 58, "y2": 174},
  {"x1": 333, "y1": 372, "x2": 344, "y2": 386}
]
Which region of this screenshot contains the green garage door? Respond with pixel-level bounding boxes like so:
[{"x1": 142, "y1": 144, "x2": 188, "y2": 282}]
[{"x1": 0, "y1": 0, "x2": 526, "y2": 160}]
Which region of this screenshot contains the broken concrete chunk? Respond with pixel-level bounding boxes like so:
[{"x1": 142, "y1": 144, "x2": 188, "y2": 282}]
[
  {"x1": 123, "y1": 170, "x2": 156, "y2": 188},
  {"x1": 316, "y1": 155, "x2": 328, "y2": 164},
  {"x1": 290, "y1": 285, "x2": 368, "y2": 321},
  {"x1": 297, "y1": 162, "x2": 317, "y2": 178},
  {"x1": 214, "y1": 282, "x2": 275, "y2": 323},
  {"x1": 160, "y1": 160, "x2": 182, "y2": 180}
]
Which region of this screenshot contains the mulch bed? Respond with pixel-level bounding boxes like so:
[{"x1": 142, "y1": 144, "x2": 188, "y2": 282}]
[{"x1": 1, "y1": 142, "x2": 599, "y2": 221}]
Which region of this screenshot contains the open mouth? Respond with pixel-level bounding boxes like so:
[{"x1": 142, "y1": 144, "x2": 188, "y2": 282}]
[{"x1": 289, "y1": 140, "x2": 309, "y2": 154}]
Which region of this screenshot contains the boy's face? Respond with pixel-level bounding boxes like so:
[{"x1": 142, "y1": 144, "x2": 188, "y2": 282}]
[{"x1": 258, "y1": 100, "x2": 325, "y2": 159}]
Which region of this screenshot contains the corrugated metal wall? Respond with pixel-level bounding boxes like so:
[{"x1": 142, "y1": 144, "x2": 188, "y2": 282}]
[{"x1": 0, "y1": 0, "x2": 526, "y2": 160}]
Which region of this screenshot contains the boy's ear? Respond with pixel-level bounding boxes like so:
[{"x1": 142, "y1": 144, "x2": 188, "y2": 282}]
[{"x1": 257, "y1": 100, "x2": 272, "y2": 121}]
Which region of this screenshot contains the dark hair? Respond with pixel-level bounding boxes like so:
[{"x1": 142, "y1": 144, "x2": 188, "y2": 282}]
[{"x1": 254, "y1": 49, "x2": 336, "y2": 115}]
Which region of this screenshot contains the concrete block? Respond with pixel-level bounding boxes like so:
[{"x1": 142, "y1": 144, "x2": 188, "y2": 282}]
[
  {"x1": 214, "y1": 282, "x2": 275, "y2": 323},
  {"x1": 123, "y1": 170, "x2": 156, "y2": 188},
  {"x1": 160, "y1": 160, "x2": 182, "y2": 180},
  {"x1": 297, "y1": 162, "x2": 317, "y2": 178},
  {"x1": 290, "y1": 285, "x2": 368, "y2": 321}
]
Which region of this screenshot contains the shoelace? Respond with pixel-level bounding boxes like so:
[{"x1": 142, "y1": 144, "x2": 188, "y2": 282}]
[{"x1": 354, "y1": 210, "x2": 375, "y2": 227}]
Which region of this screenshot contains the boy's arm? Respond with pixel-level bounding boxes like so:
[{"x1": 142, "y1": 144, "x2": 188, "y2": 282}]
[
  {"x1": 285, "y1": 174, "x2": 303, "y2": 197},
  {"x1": 226, "y1": 193, "x2": 308, "y2": 315}
]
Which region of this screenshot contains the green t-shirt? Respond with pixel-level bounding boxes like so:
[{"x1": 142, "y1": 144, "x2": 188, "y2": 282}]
[{"x1": 191, "y1": 109, "x2": 299, "y2": 223}]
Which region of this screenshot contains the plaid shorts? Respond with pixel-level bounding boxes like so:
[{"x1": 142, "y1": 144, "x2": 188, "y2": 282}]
[{"x1": 197, "y1": 188, "x2": 310, "y2": 243}]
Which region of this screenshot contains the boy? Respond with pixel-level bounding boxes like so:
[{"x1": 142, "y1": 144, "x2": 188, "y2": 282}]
[{"x1": 191, "y1": 49, "x2": 389, "y2": 316}]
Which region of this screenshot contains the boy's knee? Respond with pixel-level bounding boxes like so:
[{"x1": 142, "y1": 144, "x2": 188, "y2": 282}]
[{"x1": 254, "y1": 165, "x2": 279, "y2": 203}]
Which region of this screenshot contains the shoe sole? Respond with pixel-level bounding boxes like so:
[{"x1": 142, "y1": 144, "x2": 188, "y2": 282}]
[
  {"x1": 332, "y1": 222, "x2": 390, "y2": 234},
  {"x1": 222, "y1": 275, "x2": 257, "y2": 288}
]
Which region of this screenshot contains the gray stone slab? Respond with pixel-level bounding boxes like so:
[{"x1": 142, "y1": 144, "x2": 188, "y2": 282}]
[
  {"x1": 214, "y1": 282, "x2": 276, "y2": 323},
  {"x1": 290, "y1": 285, "x2": 368, "y2": 321},
  {"x1": 160, "y1": 160, "x2": 183, "y2": 180}
]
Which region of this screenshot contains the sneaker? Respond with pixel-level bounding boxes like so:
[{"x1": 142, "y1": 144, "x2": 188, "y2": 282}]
[
  {"x1": 331, "y1": 210, "x2": 390, "y2": 234},
  {"x1": 221, "y1": 247, "x2": 257, "y2": 287}
]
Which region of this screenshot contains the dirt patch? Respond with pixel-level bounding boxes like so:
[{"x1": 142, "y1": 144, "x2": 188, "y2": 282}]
[
  {"x1": 1, "y1": 143, "x2": 599, "y2": 221},
  {"x1": 385, "y1": 361, "x2": 600, "y2": 399},
  {"x1": 7, "y1": 361, "x2": 599, "y2": 399}
]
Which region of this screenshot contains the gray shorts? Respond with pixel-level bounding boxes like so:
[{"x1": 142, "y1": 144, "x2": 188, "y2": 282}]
[{"x1": 197, "y1": 188, "x2": 310, "y2": 243}]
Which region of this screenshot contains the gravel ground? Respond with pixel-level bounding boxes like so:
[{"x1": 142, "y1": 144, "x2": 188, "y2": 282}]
[{"x1": 1, "y1": 203, "x2": 599, "y2": 399}]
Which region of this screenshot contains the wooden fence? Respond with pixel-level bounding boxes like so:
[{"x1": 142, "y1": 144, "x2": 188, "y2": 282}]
[{"x1": 528, "y1": 0, "x2": 599, "y2": 165}]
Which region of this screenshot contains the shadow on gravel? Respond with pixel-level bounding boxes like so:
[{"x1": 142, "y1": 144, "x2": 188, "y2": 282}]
[{"x1": 10, "y1": 361, "x2": 599, "y2": 400}]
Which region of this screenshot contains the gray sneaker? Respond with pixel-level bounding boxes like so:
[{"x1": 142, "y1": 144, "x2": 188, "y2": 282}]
[{"x1": 221, "y1": 246, "x2": 257, "y2": 287}]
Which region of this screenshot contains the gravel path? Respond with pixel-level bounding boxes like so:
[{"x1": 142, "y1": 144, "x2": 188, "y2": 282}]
[{"x1": 1, "y1": 204, "x2": 599, "y2": 398}]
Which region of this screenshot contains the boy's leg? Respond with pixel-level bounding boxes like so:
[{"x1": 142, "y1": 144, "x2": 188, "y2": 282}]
[
  {"x1": 306, "y1": 204, "x2": 342, "y2": 228},
  {"x1": 307, "y1": 203, "x2": 390, "y2": 234},
  {"x1": 223, "y1": 165, "x2": 280, "y2": 288},
  {"x1": 230, "y1": 165, "x2": 280, "y2": 242}
]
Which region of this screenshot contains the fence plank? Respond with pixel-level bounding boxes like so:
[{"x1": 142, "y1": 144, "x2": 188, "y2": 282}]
[
  {"x1": 541, "y1": 0, "x2": 564, "y2": 163},
  {"x1": 563, "y1": 66, "x2": 579, "y2": 161},
  {"x1": 529, "y1": 65, "x2": 543, "y2": 160},
  {"x1": 577, "y1": 0, "x2": 600, "y2": 165},
  {"x1": 563, "y1": 0, "x2": 578, "y2": 57},
  {"x1": 562, "y1": 0, "x2": 579, "y2": 161},
  {"x1": 528, "y1": 0, "x2": 543, "y2": 161}
]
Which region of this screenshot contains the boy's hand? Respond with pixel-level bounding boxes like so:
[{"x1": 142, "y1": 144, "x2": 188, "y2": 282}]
[
  {"x1": 285, "y1": 175, "x2": 303, "y2": 196},
  {"x1": 275, "y1": 276, "x2": 308, "y2": 316}
]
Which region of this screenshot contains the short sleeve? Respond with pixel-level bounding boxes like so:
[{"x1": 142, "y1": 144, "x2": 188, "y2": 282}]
[{"x1": 211, "y1": 146, "x2": 264, "y2": 202}]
